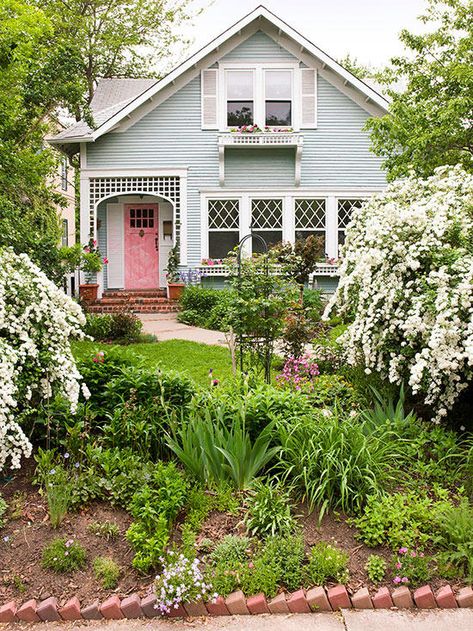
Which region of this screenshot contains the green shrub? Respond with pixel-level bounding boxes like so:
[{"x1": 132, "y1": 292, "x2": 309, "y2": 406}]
[
  {"x1": 88, "y1": 521, "x2": 120, "y2": 540},
  {"x1": 0, "y1": 494, "x2": 7, "y2": 528},
  {"x1": 365, "y1": 554, "x2": 386, "y2": 583},
  {"x1": 83, "y1": 314, "x2": 113, "y2": 340},
  {"x1": 167, "y1": 406, "x2": 279, "y2": 489},
  {"x1": 305, "y1": 542, "x2": 349, "y2": 585},
  {"x1": 210, "y1": 535, "x2": 252, "y2": 566},
  {"x1": 302, "y1": 289, "x2": 324, "y2": 320},
  {"x1": 126, "y1": 518, "x2": 169, "y2": 573},
  {"x1": 353, "y1": 492, "x2": 436, "y2": 550},
  {"x1": 179, "y1": 287, "x2": 233, "y2": 330},
  {"x1": 309, "y1": 375, "x2": 360, "y2": 411},
  {"x1": 93, "y1": 556, "x2": 120, "y2": 589},
  {"x1": 42, "y1": 538, "x2": 87, "y2": 573},
  {"x1": 277, "y1": 411, "x2": 397, "y2": 517},
  {"x1": 433, "y1": 499, "x2": 473, "y2": 581},
  {"x1": 244, "y1": 480, "x2": 296, "y2": 538},
  {"x1": 256, "y1": 535, "x2": 305, "y2": 592}
]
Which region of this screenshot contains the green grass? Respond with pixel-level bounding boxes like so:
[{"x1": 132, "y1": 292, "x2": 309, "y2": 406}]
[{"x1": 72, "y1": 340, "x2": 233, "y2": 387}]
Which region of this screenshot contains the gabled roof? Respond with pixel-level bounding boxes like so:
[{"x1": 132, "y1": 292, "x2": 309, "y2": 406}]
[{"x1": 48, "y1": 5, "x2": 389, "y2": 150}]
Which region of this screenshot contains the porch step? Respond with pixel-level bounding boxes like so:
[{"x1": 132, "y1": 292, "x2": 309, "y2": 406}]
[
  {"x1": 87, "y1": 301, "x2": 180, "y2": 314},
  {"x1": 87, "y1": 289, "x2": 180, "y2": 314},
  {"x1": 103, "y1": 289, "x2": 167, "y2": 299}
]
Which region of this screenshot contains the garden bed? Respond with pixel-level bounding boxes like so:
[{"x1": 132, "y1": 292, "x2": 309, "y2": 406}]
[{"x1": 0, "y1": 465, "x2": 460, "y2": 606}]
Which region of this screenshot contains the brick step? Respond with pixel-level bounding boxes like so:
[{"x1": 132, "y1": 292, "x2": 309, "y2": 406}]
[
  {"x1": 87, "y1": 303, "x2": 179, "y2": 314},
  {"x1": 103, "y1": 289, "x2": 167, "y2": 298},
  {"x1": 98, "y1": 297, "x2": 171, "y2": 305}
]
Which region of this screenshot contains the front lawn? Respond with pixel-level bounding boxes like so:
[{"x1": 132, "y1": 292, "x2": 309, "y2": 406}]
[{"x1": 72, "y1": 339, "x2": 233, "y2": 387}]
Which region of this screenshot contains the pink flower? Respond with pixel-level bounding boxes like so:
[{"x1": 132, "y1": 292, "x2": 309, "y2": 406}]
[
  {"x1": 393, "y1": 576, "x2": 402, "y2": 584},
  {"x1": 248, "y1": 562, "x2": 254, "y2": 569},
  {"x1": 401, "y1": 577, "x2": 409, "y2": 583},
  {"x1": 411, "y1": 551, "x2": 417, "y2": 558},
  {"x1": 398, "y1": 547, "x2": 408, "y2": 555},
  {"x1": 396, "y1": 562, "x2": 402, "y2": 570}
]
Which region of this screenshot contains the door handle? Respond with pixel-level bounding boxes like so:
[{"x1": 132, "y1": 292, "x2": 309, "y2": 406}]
[{"x1": 155, "y1": 236, "x2": 159, "y2": 251}]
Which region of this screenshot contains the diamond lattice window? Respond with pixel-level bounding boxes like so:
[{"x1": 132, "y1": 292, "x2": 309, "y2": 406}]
[
  {"x1": 208, "y1": 199, "x2": 240, "y2": 259},
  {"x1": 208, "y1": 200, "x2": 239, "y2": 230},
  {"x1": 295, "y1": 199, "x2": 326, "y2": 252},
  {"x1": 338, "y1": 198, "x2": 365, "y2": 249},
  {"x1": 251, "y1": 199, "x2": 283, "y2": 229}
]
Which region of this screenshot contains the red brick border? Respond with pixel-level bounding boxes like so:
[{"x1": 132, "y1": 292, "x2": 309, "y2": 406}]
[{"x1": 0, "y1": 583, "x2": 471, "y2": 622}]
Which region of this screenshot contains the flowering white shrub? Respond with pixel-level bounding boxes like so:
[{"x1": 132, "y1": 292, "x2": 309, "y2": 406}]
[
  {"x1": 325, "y1": 165, "x2": 473, "y2": 421},
  {"x1": 0, "y1": 248, "x2": 86, "y2": 471}
]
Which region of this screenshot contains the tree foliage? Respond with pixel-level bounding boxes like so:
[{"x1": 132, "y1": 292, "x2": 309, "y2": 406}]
[{"x1": 367, "y1": 0, "x2": 473, "y2": 180}]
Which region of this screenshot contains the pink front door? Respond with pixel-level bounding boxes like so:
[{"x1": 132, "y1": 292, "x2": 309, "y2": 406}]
[{"x1": 124, "y1": 204, "x2": 159, "y2": 289}]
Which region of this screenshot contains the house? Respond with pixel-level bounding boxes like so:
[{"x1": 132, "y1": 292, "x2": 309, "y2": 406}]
[{"x1": 47, "y1": 5, "x2": 388, "y2": 300}]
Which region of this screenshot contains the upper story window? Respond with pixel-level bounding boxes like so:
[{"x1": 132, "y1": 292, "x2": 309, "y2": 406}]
[
  {"x1": 61, "y1": 157, "x2": 68, "y2": 191},
  {"x1": 226, "y1": 70, "x2": 254, "y2": 126},
  {"x1": 265, "y1": 70, "x2": 292, "y2": 126},
  {"x1": 62, "y1": 219, "x2": 68, "y2": 246}
]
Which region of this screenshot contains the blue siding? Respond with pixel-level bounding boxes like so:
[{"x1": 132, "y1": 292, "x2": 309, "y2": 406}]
[
  {"x1": 222, "y1": 30, "x2": 296, "y2": 62},
  {"x1": 86, "y1": 32, "x2": 387, "y2": 266}
]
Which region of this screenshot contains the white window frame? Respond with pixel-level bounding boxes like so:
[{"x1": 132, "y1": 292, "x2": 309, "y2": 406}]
[
  {"x1": 218, "y1": 62, "x2": 300, "y2": 131},
  {"x1": 201, "y1": 191, "x2": 377, "y2": 261},
  {"x1": 294, "y1": 197, "x2": 327, "y2": 255},
  {"x1": 264, "y1": 69, "x2": 294, "y2": 128}
]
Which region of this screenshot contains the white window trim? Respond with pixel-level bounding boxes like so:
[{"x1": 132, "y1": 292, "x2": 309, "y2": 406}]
[
  {"x1": 201, "y1": 191, "x2": 376, "y2": 260},
  {"x1": 218, "y1": 62, "x2": 300, "y2": 131}
]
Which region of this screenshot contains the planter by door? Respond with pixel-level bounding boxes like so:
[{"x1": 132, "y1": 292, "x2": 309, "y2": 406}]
[
  {"x1": 124, "y1": 204, "x2": 159, "y2": 289},
  {"x1": 79, "y1": 283, "x2": 99, "y2": 303},
  {"x1": 167, "y1": 282, "x2": 185, "y2": 301}
]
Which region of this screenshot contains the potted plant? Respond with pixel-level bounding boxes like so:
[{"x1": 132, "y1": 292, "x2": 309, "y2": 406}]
[
  {"x1": 165, "y1": 244, "x2": 185, "y2": 300},
  {"x1": 79, "y1": 239, "x2": 108, "y2": 304}
]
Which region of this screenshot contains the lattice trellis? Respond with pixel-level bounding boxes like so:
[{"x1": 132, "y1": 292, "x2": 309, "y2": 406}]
[
  {"x1": 251, "y1": 199, "x2": 283, "y2": 230},
  {"x1": 337, "y1": 198, "x2": 364, "y2": 229},
  {"x1": 208, "y1": 199, "x2": 239, "y2": 230},
  {"x1": 89, "y1": 176, "x2": 181, "y2": 238},
  {"x1": 295, "y1": 199, "x2": 326, "y2": 229}
]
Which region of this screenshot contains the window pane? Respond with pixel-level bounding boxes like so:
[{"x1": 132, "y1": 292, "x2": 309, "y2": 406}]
[
  {"x1": 338, "y1": 199, "x2": 365, "y2": 229},
  {"x1": 208, "y1": 200, "x2": 239, "y2": 229},
  {"x1": 295, "y1": 199, "x2": 326, "y2": 229},
  {"x1": 209, "y1": 232, "x2": 239, "y2": 259},
  {"x1": 227, "y1": 102, "x2": 253, "y2": 126},
  {"x1": 295, "y1": 230, "x2": 325, "y2": 254},
  {"x1": 252, "y1": 199, "x2": 283, "y2": 229},
  {"x1": 265, "y1": 70, "x2": 292, "y2": 99},
  {"x1": 227, "y1": 70, "x2": 253, "y2": 99},
  {"x1": 265, "y1": 101, "x2": 291, "y2": 126},
  {"x1": 252, "y1": 230, "x2": 282, "y2": 253}
]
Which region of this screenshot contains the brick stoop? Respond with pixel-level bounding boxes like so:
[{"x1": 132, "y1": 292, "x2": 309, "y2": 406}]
[{"x1": 87, "y1": 289, "x2": 180, "y2": 314}]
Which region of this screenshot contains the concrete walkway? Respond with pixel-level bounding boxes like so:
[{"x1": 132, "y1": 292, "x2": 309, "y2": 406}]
[
  {"x1": 139, "y1": 314, "x2": 226, "y2": 346},
  {"x1": 18, "y1": 610, "x2": 473, "y2": 631}
]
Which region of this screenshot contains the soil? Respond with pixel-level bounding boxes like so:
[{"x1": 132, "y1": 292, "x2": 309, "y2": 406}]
[{"x1": 0, "y1": 467, "x2": 457, "y2": 606}]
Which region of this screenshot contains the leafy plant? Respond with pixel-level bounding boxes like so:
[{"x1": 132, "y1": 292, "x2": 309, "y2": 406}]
[
  {"x1": 433, "y1": 499, "x2": 473, "y2": 582},
  {"x1": 126, "y1": 518, "x2": 169, "y2": 573},
  {"x1": 210, "y1": 535, "x2": 252, "y2": 566},
  {"x1": 353, "y1": 492, "x2": 437, "y2": 550},
  {"x1": 0, "y1": 494, "x2": 7, "y2": 528},
  {"x1": 361, "y1": 384, "x2": 416, "y2": 430},
  {"x1": 42, "y1": 538, "x2": 87, "y2": 573},
  {"x1": 244, "y1": 480, "x2": 296, "y2": 538},
  {"x1": 305, "y1": 542, "x2": 349, "y2": 585},
  {"x1": 277, "y1": 410, "x2": 397, "y2": 518},
  {"x1": 365, "y1": 555, "x2": 386, "y2": 583},
  {"x1": 37, "y1": 463, "x2": 73, "y2": 528},
  {"x1": 393, "y1": 547, "x2": 430, "y2": 587},
  {"x1": 88, "y1": 521, "x2": 120, "y2": 540},
  {"x1": 167, "y1": 407, "x2": 279, "y2": 489},
  {"x1": 93, "y1": 556, "x2": 120, "y2": 589}
]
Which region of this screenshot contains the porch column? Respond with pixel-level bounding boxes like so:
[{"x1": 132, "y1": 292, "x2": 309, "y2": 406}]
[{"x1": 325, "y1": 196, "x2": 338, "y2": 259}]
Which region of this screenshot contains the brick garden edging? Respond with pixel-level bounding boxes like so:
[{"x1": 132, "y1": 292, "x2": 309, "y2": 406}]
[{"x1": 1, "y1": 584, "x2": 473, "y2": 623}]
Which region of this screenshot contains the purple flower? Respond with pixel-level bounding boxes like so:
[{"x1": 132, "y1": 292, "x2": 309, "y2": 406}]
[
  {"x1": 393, "y1": 576, "x2": 402, "y2": 584},
  {"x1": 64, "y1": 452, "x2": 70, "y2": 459}
]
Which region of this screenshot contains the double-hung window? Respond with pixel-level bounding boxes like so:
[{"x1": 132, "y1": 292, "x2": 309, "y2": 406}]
[
  {"x1": 295, "y1": 199, "x2": 326, "y2": 252},
  {"x1": 265, "y1": 70, "x2": 292, "y2": 126},
  {"x1": 208, "y1": 199, "x2": 240, "y2": 259},
  {"x1": 226, "y1": 70, "x2": 254, "y2": 127},
  {"x1": 251, "y1": 199, "x2": 283, "y2": 252}
]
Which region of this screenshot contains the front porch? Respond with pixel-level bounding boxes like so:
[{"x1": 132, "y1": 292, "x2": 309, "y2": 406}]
[{"x1": 86, "y1": 288, "x2": 180, "y2": 314}]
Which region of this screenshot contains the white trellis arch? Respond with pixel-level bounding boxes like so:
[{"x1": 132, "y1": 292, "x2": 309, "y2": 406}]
[{"x1": 81, "y1": 169, "x2": 188, "y2": 265}]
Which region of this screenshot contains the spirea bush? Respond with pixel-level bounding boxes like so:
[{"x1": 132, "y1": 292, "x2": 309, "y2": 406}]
[
  {"x1": 325, "y1": 166, "x2": 473, "y2": 421},
  {"x1": 0, "y1": 248, "x2": 86, "y2": 471}
]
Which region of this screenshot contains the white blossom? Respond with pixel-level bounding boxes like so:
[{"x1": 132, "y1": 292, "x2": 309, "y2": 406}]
[
  {"x1": 0, "y1": 248, "x2": 85, "y2": 471},
  {"x1": 325, "y1": 165, "x2": 473, "y2": 422}
]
